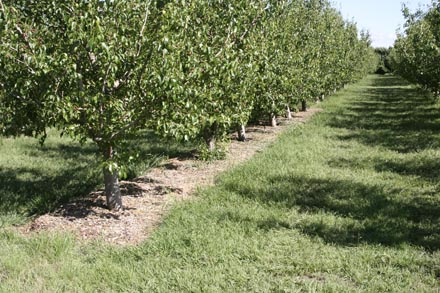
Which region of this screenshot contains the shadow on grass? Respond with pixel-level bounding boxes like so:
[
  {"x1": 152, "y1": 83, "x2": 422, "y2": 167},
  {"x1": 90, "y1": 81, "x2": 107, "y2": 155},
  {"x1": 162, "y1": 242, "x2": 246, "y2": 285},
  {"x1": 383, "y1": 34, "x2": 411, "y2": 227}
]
[
  {"x1": 224, "y1": 174, "x2": 440, "y2": 251},
  {"x1": 328, "y1": 156, "x2": 440, "y2": 182},
  {"x1": 328, "y1": 75, "x2": 440, "y2": 153},
  {"x1": 222, "y1": 76, "x2": 440, "y2": 251},
  {"x1": 0, "y1": 165, "x2": 102, "y2": 217},
  {"x1": 0, "y1": 130, "x2": 194, "y2": 219}
]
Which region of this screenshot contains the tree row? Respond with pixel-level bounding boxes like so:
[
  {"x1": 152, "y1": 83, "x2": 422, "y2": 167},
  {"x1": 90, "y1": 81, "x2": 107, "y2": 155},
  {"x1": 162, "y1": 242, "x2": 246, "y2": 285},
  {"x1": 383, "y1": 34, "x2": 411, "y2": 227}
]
[
  {"x1": 0, "y1": 0, "x2": 377, "y2": 210},
  {"x1": 391, "y1": 1, "x2": 440, "y2": 95}
]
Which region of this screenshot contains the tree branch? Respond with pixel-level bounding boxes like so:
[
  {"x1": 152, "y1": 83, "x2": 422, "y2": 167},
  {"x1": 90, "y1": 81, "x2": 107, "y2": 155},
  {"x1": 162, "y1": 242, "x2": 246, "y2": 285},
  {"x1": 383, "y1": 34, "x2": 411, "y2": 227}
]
[
  {"x1": 215, "y1": 13, "x2": 263, "y2": 58},
  {"x1": 15, "y1": 24, "x2": 35, "y2": 55},
  {"x1": 102, "y1": 63, "x2": 112, "y2": 94},
  {"x1": 109, "y1": 117, "x2": 143, "y2": 141},
  {"x1": 136, "y1": 7, "x2": 150, "y2": 57}
]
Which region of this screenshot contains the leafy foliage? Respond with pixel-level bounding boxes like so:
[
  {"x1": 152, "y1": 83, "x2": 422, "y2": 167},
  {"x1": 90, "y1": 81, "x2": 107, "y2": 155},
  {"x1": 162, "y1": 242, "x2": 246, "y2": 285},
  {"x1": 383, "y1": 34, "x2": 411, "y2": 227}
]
[
  {"x1": 157, "y1": 0, "x2": 266, "y2": 146},
  {"x1": 250, "y1": 0, "x2": 377, "y2": 122},
  {"x1": 391, "y1": 1, "x2": 440, "y2": 95}
]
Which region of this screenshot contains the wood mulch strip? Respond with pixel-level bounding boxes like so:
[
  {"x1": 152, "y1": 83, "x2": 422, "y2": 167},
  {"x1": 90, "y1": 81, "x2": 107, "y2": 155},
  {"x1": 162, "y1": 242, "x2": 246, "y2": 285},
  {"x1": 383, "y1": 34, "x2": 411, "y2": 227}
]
[{"x1": 16, "y1": 107, "x2": 322, "y2": 245}]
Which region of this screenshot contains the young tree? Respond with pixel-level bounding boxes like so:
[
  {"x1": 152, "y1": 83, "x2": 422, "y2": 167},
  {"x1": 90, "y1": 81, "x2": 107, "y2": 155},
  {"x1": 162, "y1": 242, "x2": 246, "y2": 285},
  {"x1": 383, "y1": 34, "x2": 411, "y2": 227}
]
[
  {"x1": 250, "y1": 0, "x2": 294, "y2": 125},
  {"x1": 157, "y1": 0, "x2": 267, "y2": 152}
]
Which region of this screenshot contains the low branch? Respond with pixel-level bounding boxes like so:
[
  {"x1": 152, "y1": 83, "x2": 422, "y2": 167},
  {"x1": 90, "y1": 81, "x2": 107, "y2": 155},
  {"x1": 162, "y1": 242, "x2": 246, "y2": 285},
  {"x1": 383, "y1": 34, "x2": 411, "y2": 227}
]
[
  {"x1": 136, "y1": 7, "x2": 150, "y2": 57},
  {"x1": 215, "y1": 13, "x2": 263, "y2": 58},
  {"x1": 102, "y1": 63, "x2": 112, "y2": 94},
  {"x1": 13, "y1": 57, "x2": 36, "y2": 74},
  {"x1": 15, "y1": 24, "x2": 35, "y2": 55},
  {"x1": 109, "y1": 117, "x2": 143, "y2": 141},
  {"x1": 239, "y1": 14, "x2": 262, "y2": 42},
  {"x1": 6, "y1": 44, "x2": 19, "y2": 53}
]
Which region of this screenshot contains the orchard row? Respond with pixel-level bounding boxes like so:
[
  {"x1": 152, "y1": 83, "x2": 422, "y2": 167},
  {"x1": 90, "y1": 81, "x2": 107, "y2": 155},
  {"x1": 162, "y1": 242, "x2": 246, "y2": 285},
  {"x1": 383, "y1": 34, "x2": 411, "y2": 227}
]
[
  {"x1": 0, "y1": 0, "x2": 377, "y2": 209},
  {"x1": 391, "y1": 1, "x2": 440, "y2": 95}
]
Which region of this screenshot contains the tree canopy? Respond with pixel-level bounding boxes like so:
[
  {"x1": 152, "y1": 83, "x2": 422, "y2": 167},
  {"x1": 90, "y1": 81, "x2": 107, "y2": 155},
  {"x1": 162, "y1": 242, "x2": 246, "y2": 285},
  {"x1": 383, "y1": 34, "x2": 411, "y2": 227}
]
[{"x1": 390, "y1": 1, "x2": 440, "y2": 95}]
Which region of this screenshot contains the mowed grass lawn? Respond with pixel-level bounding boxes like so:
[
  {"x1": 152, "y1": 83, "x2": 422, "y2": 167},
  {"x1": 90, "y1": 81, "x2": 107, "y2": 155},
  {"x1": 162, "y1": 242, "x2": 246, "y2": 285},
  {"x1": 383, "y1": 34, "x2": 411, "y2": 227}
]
[{"x1": 1, "y1": 75, "x2": 439, "y2": 291}]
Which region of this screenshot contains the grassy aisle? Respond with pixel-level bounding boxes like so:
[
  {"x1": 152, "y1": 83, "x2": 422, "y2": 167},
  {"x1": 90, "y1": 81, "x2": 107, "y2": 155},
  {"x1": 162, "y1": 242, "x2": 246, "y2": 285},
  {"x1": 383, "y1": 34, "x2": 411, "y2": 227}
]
[{"x1": 1, "y1": 75, "x2": 439, "y2": 291}]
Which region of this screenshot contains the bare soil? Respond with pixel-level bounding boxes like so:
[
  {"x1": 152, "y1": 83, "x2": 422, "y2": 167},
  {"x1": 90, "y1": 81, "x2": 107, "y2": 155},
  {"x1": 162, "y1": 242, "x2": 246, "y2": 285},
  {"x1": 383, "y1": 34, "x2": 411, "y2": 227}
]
[{"x1": 17, "y1": 108, "x2": 321, "y2": 245}]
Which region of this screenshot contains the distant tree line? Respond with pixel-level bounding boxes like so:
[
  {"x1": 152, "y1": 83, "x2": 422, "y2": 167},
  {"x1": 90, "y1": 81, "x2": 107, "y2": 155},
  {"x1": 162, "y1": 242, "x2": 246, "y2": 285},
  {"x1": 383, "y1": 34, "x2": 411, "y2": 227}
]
[{"x1": 374, "y1": 47, "x2": 392, "y2": 74}]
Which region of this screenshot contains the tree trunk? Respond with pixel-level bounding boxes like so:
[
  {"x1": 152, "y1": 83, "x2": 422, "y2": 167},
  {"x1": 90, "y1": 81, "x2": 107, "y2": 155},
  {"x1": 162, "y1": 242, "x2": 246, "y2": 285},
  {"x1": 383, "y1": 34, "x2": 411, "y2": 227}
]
[
  {"x1": 270, "y1": 114, "x2": 277, "y2": 127},
  {"x1": 320, "y1": 94, "x2": 325, "y2": 102},
  {"x1": 237, "y1": 124, "x2": 246, "y2": 142},
  {"x1": 103, "y1": 168, "x2": 123, "y2": 211},
  {"x1": 286, "y1": 105, "x2": 292, "y2": 119},
  {"x1": 301, "y1": 100, "x2": 307, "y2": 112},
  {"x1": 102, "y1": 145, "x2": 123, "y2": 211},
  {"x1": 203, "y1": 122, "x2": 218, "y2": 152},
  {"x1": 205, "y1": 136, "x2": 216, "y2": 152}
]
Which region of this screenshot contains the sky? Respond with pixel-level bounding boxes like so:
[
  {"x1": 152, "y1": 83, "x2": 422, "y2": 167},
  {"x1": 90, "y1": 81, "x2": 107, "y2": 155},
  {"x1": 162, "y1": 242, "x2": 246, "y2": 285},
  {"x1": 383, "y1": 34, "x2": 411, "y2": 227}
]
[{"x1": 333, "y1": 0, "x2": 434, "y2": 48}]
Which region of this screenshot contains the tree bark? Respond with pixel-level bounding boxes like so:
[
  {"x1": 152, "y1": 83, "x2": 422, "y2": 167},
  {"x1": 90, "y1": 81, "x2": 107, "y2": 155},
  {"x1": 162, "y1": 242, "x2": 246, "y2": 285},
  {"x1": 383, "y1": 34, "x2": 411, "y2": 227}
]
[
  {"x1": 203, "y1": 122, "x2": 218, "y2": 152},
  {"x1": 286, "y1": 105, "x2": 292, "y2": 119},
  {"x1": 270, "y1": 113, "x2": 277, "y2": 127},
  {"x1": 301, "y1": 100, "x2": 307, "y2": 112},
  {"x1": 237, "y1": 124, "x2": 246, "y2": 142},
  {"x1": 102, "y1": 145, "x2": 123, "y2": 211},
  {"x1": 103, "y1": 168, "x2": 123, "y2": 211},
  {"x1": 205, "y1": 136, "x2": 216, "y2": 152},
  {"x1": 320, "y1": 94, "x2": 325, "y2": 102}
]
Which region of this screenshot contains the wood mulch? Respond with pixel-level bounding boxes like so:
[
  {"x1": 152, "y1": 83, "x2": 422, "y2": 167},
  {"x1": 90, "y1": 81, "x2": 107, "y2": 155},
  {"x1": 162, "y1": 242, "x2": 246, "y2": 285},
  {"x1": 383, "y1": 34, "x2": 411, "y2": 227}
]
[{"x1": 16, "y1": 107, "x2": 322, "y2": 245}]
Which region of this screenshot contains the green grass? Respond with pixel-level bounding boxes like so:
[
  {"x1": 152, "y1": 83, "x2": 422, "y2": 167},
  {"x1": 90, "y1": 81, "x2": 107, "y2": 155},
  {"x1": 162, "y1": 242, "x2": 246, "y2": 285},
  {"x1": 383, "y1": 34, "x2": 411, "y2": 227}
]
[
  {"x1": 0, "y1": 130, "x2": 194, "y2": 226},
  {"x1": 0, "y1": 75, "x2": 439, "y2": 291}
]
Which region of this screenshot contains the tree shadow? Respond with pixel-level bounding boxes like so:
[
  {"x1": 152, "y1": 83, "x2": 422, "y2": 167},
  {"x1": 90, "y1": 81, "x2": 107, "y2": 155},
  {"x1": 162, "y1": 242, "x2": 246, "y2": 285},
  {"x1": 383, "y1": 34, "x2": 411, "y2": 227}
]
[
  {"x1": 374, "y1": 158, "x2": 440, "y2": 181},
  {"x1": 0, "y1": 165, "x2": 101, "y2": 217},
  {"x1": 327, "y1": 75, "x2": 440, "y2": 153},
  {"x1": 223, "y1": 175, "x2": 440, "y2": 251},
  {"x1": 327, "y1": 156, "x2": 440, "y2": 182},
  {"x1": 0, "y1": 130, "x2": 195, "y2": 220}
]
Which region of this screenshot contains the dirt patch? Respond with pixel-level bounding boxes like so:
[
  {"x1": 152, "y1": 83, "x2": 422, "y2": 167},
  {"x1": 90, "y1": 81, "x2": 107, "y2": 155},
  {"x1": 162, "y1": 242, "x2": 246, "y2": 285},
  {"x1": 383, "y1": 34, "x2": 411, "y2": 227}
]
[{"x1": 16, "y1": 108, "x2": 322, "y2": 245}]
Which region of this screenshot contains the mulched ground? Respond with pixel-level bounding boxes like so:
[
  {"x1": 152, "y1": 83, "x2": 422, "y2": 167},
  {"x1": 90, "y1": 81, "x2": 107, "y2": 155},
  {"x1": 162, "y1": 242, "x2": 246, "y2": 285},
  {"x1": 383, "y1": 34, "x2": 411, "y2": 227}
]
[{"x1": 16, "y1": 108, "x2": 322, "y2": 245}]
